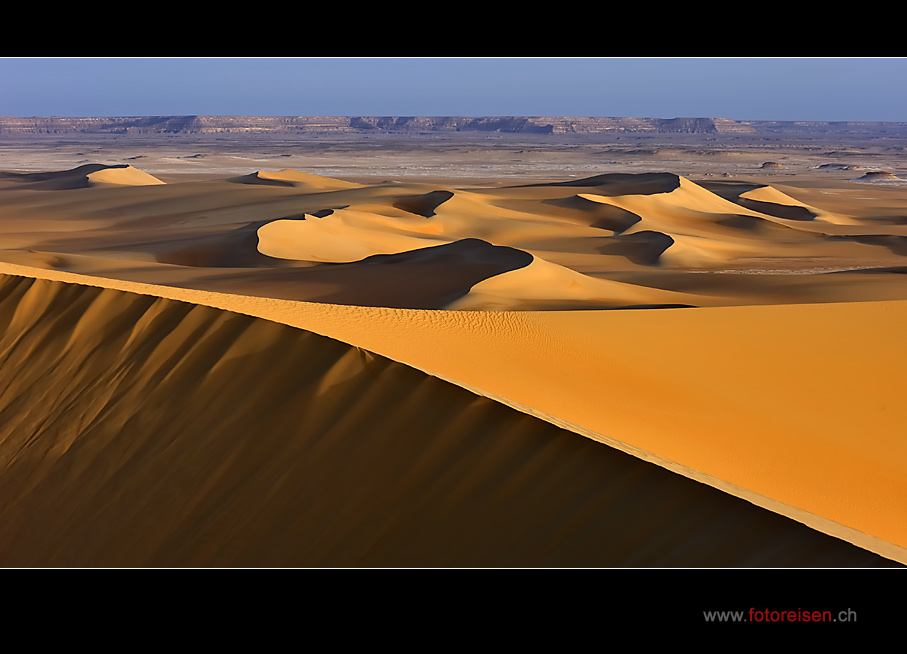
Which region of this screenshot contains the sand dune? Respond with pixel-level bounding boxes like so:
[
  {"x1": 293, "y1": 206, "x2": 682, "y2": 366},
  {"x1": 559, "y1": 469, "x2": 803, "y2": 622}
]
[
  {"x1": 1, "y1": 163, "x2": 906, "y2": 566},
  {"x1": 446, "y1": 254, "x2": 699, "y2": 310},
  {"x1": 0, "y1": 163, "x2": 165, "y2": 189},
  {"x1": 707, "y1": 181, "x2": 862, "y2": 225},
  {"x1": 257, "y1": 209, "x2": 451, "y2": 263},
  {"x1": 85, "y1": 165, "x2": 166, "y2": 187},
  {"x1": 0, "y1": 272, "x2": 897, "y2": 567},
  {"x1": 229, "y1": 168, "x2": 363, "y2": 190}
]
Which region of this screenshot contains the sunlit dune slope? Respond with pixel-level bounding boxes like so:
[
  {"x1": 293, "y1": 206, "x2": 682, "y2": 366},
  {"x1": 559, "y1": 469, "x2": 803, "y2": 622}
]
[
  {"x1": 0, "y1": 273, "x2": 896, "y2": 567},
  {"x1": 86, "y1": 165, "x2": 166, "y2": 187}
]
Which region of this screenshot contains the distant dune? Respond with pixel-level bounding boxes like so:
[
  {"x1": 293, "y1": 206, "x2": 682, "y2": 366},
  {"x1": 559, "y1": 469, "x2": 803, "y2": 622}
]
[
  {"x1": 230, "y1": 168, "x2": 363, "y2": 190},
  {"x1": 857, "y1": 171, "x2": 901, "y2": 181},
  {"x1": 0, "y1": 163, "x2": 165, "y2": 190},
  {"x1": 1, "y1": 162, "x2": 906, "y2": 566}
]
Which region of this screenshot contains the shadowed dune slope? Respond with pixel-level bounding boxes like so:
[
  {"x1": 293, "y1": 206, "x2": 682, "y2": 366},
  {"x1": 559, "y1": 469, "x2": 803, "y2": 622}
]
[{"x1": 0, "y1": 273, "x2": 896, "y2": 568}]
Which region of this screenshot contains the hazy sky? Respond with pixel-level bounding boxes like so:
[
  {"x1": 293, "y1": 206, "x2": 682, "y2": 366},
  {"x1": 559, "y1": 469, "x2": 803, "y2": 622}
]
[{"x1": 1, "y1": 57, "x2": 905, "y2": 122}]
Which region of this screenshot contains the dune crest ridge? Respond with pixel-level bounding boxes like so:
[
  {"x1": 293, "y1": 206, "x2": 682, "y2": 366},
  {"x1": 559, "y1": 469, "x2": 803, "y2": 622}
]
[
  {"x1": 0, "y1": 270, "x2": 898, "y2": 567},
  {"x1": 0, "y1": 261, "x2": 903, "y2": 565}
]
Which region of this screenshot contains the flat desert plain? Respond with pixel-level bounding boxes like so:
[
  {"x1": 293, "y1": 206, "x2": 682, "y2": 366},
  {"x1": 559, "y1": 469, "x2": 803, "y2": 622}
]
[{"x1": 0, "y1": 129, "x2": 906, "y2": 567}]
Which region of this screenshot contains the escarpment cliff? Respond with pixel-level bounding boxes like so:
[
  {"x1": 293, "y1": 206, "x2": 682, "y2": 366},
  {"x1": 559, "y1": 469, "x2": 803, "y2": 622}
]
[{"x1": 5, "y1": 115, "x2": 904, "y2": 136}]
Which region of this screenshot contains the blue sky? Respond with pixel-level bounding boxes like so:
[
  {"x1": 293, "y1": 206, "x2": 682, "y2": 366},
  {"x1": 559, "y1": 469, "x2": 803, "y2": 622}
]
[{"x1": 1, "y1": 57, "x2": 905, "y2": 122}]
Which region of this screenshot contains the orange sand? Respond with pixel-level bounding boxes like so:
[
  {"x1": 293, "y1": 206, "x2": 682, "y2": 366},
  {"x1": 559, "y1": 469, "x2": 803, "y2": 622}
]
[{"x1": 1, "y1": 163, "x2": 906, "y2": 566}]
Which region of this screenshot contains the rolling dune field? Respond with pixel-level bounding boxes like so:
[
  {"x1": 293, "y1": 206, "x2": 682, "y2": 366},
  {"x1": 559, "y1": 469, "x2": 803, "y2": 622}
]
[{"x1": 1, "y1": 140, "x2": 906, "y2": 567}]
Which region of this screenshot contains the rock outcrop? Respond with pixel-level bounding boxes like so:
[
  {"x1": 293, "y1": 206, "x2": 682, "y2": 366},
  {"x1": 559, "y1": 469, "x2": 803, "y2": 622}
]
[
  {"x1": 3, "y1": 115, "x2": 907, "y2": 137},
  {"x1": 0, "y1": 115, "x2": 771, "y2": 135}
]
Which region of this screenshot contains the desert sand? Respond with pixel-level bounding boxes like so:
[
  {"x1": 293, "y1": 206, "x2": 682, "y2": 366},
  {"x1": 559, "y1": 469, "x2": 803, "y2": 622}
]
[{"x1": 0, "y1": 129, "x2": 905, "y2": 567}]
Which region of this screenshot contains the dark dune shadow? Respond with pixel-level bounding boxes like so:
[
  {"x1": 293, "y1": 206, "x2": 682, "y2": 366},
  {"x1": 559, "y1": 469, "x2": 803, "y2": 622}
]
[
  {"x1": 225, "y1": 172, "x2": 296, "y2": 187},
  {"x1": 356, "y1": 238, "x2": 531, "y2": 269},
  {"x1": 829, "y1": 234, "x2": 907, "y2": 256},
  {"x1": 829, "y1": 265, "x2": 907, "y2": 275},
  {"x1": 698, "y1": 181, "x2": 817, "y2": 221},
  {"x1": 197, "y1": 238, "x2": 535, "y2": 309},
  {"x1": 543, "y1": 195, "x2": 642, "y2": 233},
  {"x1": 734, "y1": 198, "x2": 817, "y2": 221},
  {"x1": 155, "y1": 221, "x2": 297, "y2": 268},
  {"x1": 697, "y1": 180, "x2": 764, "y2": 199},
  {"x1": 392, "y1": 190, "x2": 454, "y2": 217},
  {"x1": 597, "y1": 231, "x2": 675, "y2": 265},
  {"x1": 714, "y1": 214, "x2": 788, "y2": 232},
  {"x1": 518, "y1": 172, "x2": 682, "y2": 196}
]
